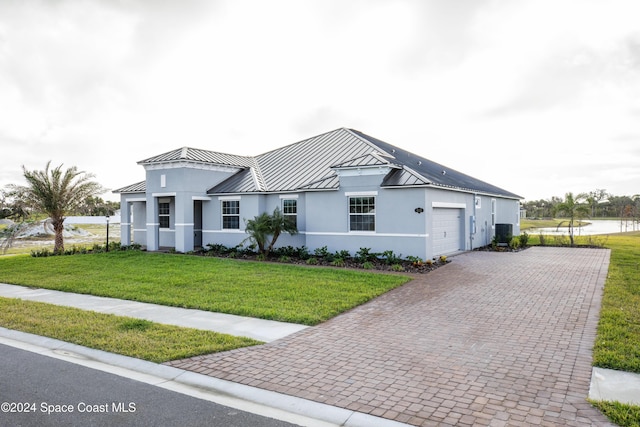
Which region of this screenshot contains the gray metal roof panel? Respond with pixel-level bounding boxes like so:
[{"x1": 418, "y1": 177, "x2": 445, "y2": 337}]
[
  {"x1": 138, "y1": 147, "x2": 253, "y2": 167},
  {"x1": 348, "y1": 129, "x2": 522, "y2": 198},
  {"x1": 113, "y1": 181, "x2": 146, "y2": 194}
]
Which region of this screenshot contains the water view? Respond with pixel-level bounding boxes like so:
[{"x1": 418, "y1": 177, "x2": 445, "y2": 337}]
[{"x1": 526, "y1": 219, "x2": 639, "y2": 236}]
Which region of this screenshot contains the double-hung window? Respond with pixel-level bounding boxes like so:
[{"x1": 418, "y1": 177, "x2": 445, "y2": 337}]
[
  {"x1": 222, "y1": 200, "x2": 240, "y2": 229},
  {"x1": 349, "y1": 196, "x2": 375, "y2": 232},
  {"x1": 158, "y1": 202, "x2": 170, "y2": 228},
  {"x1": 282, "y1": 199, "x2": 297, "y2": 227}
]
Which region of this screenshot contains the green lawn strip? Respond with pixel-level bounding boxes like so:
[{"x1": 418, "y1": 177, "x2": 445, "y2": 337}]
[
  {"x1": 593, "y1": 232, "x2": 640, "y2": 373},
  {"x1": 0, "y1": 252, "x2": 410, "y2": 325},
  {"x1": 589, "y1": 400, "x2": 640, "y2": 427},
  {"x1": 0, "y1": 297, "x2": 261, "y2": 363}
]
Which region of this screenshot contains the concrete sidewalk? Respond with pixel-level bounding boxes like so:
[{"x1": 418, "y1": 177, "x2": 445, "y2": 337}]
[{"x1": 0, "y1": 283, "x2": 308, "y2": 342}]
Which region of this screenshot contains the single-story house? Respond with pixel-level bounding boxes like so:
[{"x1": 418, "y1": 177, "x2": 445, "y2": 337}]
[{"x1": 114, "y1": 128, "x2": 522, "y2": 260}]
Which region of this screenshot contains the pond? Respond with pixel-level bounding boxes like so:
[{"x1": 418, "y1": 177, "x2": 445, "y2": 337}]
[{"x1": 526, "y1": 219, "x2": 639, "y2": 235}]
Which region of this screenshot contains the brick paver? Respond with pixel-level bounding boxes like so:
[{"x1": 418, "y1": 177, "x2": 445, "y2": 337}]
[{"x1": 167, "y1": 247, "x2": 614, "y2": 426}]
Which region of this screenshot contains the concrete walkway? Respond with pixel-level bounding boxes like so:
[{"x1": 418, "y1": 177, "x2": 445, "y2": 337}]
[
  {"x1": 1, "y1": 247, "x2": 640, "y2": 426},
  {"x1": 0, "y1": 283, "x2": 308, "y2": 342}
]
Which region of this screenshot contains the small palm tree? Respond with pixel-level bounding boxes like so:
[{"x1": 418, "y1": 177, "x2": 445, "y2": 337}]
[
  {"x1": 554, "y1": 192, "x2": 590, "y2": 246},
  {"x1": 244, "y1": 207, "x2": 298, "y2": 257},
  {"x1": 9, "y1": 162, "x2": 104, "y2": 254}
]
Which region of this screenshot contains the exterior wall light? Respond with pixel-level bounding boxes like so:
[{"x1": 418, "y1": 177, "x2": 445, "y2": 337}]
[{"x1": 415, "y1": 207, "x2": 424, "y2": 214}]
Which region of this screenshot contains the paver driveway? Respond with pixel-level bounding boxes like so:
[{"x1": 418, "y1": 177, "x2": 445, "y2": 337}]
[{"x1": 168, "y1": 247, "x2": 614, "y2": 426}]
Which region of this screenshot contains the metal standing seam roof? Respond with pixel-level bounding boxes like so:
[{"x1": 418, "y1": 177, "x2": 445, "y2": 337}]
[{"x1": 114, "y1": 128, "x2": 521, "y2": 199}]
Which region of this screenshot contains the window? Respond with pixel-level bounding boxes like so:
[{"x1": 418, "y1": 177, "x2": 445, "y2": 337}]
[
  {"x1": 158, "y1": 202, "x2": 170, "y2": 228},
  {"x1": 349, "y1": 197, "x2": 375, "y2": 231},
  {"x1": 282, "y1": 199, "x2": 297, "y2": 227},
  {"x1": 222, "y1": 200, "x2": 240, "y2": 229}
]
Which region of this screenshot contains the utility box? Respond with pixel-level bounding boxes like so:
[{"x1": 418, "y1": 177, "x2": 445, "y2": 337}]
[{"x1": 495, "y1": 223, "x2": 513, "y2": 245}]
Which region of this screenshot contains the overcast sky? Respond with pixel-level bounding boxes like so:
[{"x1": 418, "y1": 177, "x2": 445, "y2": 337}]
[{"x1": 1, "y1": 0, "x2": 639, "y2": 202}]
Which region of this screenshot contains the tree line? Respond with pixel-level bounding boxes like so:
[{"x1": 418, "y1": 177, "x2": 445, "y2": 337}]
[{"x1": 522, "y1": 189, "x2": 640, "y2": 220}]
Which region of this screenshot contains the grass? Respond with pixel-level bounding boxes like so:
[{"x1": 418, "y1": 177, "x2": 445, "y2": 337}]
[
  {"x1": 589, "y1": 400, "x2": 640, "y2": 427},
  {"x1": 592, "y1": 232, "x2": 640, "y2": 373},
  {"x1": 0, "y1": 297, "x2": 261, "y2": 363},
  {"x1": 0, "y1": 251, "x2": 410, "y2": 326}
]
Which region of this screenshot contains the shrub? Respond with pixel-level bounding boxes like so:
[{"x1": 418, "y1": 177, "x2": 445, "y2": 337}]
[
  {"x1": 331, "y1": 258, "x2": 346, "y2": 267},
  {"x1": 538, "y1": 233, "x2": 546, "y2": 246},
  {"x1": 519, "y1": 232, "x2": 529, "y2": 247},
  {"x1": 391, "y1": 264, "x2": 404, "y2": 272},
  {"x1": 278, "y1": 255, "x2": 291, "y2": 263},
  {"x1": 439, "y1": 255, "x2": 447, "y2": 263},
  {"x1": 314, "y1": 246, "x2": 333, "y2": 262},
  {"x1": 355, "y1": 247, "x2": 377, "y2": 263},
  {"x1": 306, "y1": 257, "x2": 318, "y2": 265},
  {"x1": 362, "y1": 261, "x2": 374, "y2": 269},
  {"x1": 30, "y1": 248, "x2": 51, "y2": 257},
  {"x1": 296, "y1": 246, "x2": 310, "y2": 260},
  {"x1": 381, "y1": 250, "x2": 402, "y2": 265},
  {"x1": 334, "y1": 250, "x2": 351, "y2": 260},
  {"x1": 509, "y1": 237, "x2": 520, "y2": 249}
]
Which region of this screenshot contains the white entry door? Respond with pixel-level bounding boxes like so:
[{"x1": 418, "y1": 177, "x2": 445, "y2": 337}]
[{"x1": 432, "y1": 208, "x2": 462, "y2": 256}]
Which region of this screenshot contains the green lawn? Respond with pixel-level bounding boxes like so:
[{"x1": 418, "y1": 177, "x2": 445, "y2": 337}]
[
  {"x1": 0, "y1": 297, "x2": 260, "y2": 363},
  {"x1": 0, "y1": 251, "x2": 410, "y2": 325},
  {"x1": 592, "y1": 232, "x2": 640, "y2": 373}
]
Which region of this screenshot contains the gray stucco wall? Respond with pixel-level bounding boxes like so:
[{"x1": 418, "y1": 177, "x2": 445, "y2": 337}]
[{"x1": 120, "y1": 163, "x2": 520, "y2": 258}]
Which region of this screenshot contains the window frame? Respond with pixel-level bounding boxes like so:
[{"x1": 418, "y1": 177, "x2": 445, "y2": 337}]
[
  {"x1": 158, "y1": 201, "x2": 170, "y2": 229},
  {"x1": 348, "y1": 196, "x2": 376, "y2": 232},
  {"x1": 221, "y1": 200, "x2": 240, "y2": 230},
  {"x1": 282, "y1": 198, "x2": 297, "y2": 228}
]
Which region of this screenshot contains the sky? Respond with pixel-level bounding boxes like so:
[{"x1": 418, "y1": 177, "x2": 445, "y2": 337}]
[{"x1": 1, "y1": 0, "x2": 639, "y2": 202}]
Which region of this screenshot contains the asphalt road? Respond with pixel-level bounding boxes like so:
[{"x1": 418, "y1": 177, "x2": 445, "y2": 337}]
[{"x1": 0, "y1": 344, "x2": 299, "y2": 427}]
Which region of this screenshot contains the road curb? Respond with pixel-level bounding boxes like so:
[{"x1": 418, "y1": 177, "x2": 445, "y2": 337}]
[{"x1": 0, "y1": 327, "x2": 410, "y2": 427}]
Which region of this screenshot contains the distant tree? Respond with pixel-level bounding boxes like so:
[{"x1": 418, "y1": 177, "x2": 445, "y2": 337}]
[
  {"x1": 553, "y1": 192, "x2": 590, "y2": 246},
  {"x1": 8, "y1": 162, "x2": 105, "y2": 254},
  {"x1": 244, "y1": 207, "x2": 298, "y2": 257},
  {"x1": 0, "y1": 189, "x2": 29, "y2": 221},
  {"x1": 75, "y1": 196, "x2": 118, "y2": 216}
]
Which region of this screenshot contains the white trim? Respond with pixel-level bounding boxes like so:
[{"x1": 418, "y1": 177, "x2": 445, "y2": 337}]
[
  {"x1": 335, "y1": 166, "x2": 393, "y2": 177},
  {"x1": 160, "y1": 174, "x2": 166, "y2": 188},
  {"x1": 344, "y1": 191, "x2": 378, "y2": 197},
  {"x1": 152, "y1": 192, "x2": 176, "y2": 197},
  {"x1": 306, "y1": 231, "x2": 428, "y2": 238},
  {"x1": 192, "y1": 196, "x2": 212, "y2": 201},
  {"x1": 124, "y1": 197, "x2": 146, "y2": 203},
  {"x1": 203, "y1": 230, "x2": 246, "y2": 234},
  {"x1": 175, "y1": 223, "x2": 195, "y2": 227},
  {"x1": 146, "y1": 223, "x2": 160, "y2": 226},
  {"x1": 121, "y1": 223, "x2": 132, "y2": 226},
  {"x1": 279, "y1": 194, "x2": 299, "y2": 199},
  {"x1": 218, "y1": 196, "x2": 241, "y2": 201},
  {"x1": 159, "y1": 229, "x2": 175, "y2": 233},
  {"x1": 133, "y1": 228, "x2": 147, "y2": 232},
  {"x1": 143, "y1": 162, "x2": 242, "y2": 174},
  {"x1": 432, "y1": 202, "x2": 466, "y2": 209}
]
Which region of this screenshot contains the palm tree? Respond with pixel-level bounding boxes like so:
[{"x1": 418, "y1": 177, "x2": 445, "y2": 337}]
[
  {"x1": 9, "y1": 162, "x2": 104, "y2": 254},
  {"x1": 244, "y1": 207, "x2": 298, "y2": 257},
  {"x1": 553, "y1": 192, "x2": 590, "y2": 246}
]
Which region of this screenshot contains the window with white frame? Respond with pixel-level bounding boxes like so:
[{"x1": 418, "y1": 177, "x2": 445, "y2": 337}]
[
  {"x1": 349, "y1": 196, "x2": 375, "y2": 231},
  {"x1": 158, "y1": 201, "x2": 170, "y2": 228},
  {"x1": 282, "y1": 199, "x2": 297, "y2": 227},
  {"x1": 222, "y1": 200, "x2": 240, "y2": 229}
]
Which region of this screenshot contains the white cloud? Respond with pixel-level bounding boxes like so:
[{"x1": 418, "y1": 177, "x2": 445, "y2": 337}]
[{"x1": 1, "y1": 0, "x2": 639, "y2": 202}]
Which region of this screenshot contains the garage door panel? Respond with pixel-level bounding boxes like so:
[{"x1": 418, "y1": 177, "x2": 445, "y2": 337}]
[{"x1": 433, "y1": 208, "x2": 462, "y2": 255}]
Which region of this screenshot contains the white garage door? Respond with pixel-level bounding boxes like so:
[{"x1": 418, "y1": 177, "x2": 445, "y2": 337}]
[{"x1": 432, "y1": 208, "x2": 462, "y2": 256}]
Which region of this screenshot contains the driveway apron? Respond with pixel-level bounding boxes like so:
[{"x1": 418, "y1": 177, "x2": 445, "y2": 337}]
[{"x1": 167, "y1": 247, "x2": 614, "y2": 426}]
